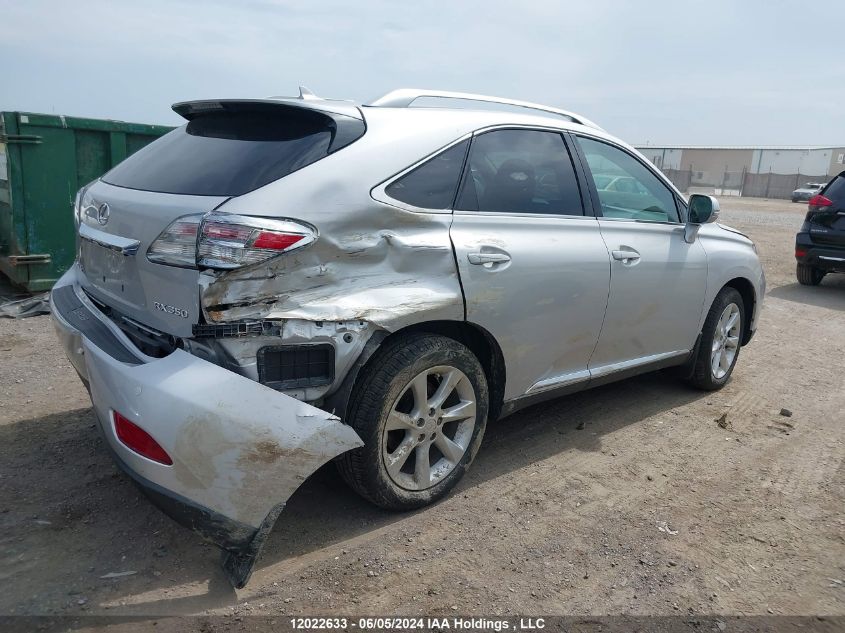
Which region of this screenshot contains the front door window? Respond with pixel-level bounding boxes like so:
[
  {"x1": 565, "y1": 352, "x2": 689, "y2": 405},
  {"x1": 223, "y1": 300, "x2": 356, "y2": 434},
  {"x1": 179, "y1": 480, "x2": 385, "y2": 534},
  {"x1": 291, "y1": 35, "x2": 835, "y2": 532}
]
[{"x1": 578, "y1": 137, "x2": 680, "y2": 223}]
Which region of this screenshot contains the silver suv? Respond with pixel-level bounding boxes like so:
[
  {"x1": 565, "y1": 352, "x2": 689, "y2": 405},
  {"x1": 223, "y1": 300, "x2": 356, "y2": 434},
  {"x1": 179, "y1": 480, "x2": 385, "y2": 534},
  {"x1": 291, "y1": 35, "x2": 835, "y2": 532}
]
[{"x1": 51, "y1": 88, "x2": 765, "y2": 586}]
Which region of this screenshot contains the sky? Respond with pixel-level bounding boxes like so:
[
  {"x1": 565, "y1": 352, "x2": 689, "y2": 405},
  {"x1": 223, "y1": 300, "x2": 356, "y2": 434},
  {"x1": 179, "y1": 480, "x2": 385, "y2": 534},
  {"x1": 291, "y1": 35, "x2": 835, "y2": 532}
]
[{"x1": 1, "y1": 0, "x2": 842, "y2": 146}]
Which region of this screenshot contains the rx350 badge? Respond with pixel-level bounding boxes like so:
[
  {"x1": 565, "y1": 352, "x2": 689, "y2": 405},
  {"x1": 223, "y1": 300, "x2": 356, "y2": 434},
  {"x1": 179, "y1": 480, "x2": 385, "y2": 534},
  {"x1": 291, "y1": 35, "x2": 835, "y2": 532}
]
[{"x1": 153, "y1": 301, "x2": 189, "y2": 319}]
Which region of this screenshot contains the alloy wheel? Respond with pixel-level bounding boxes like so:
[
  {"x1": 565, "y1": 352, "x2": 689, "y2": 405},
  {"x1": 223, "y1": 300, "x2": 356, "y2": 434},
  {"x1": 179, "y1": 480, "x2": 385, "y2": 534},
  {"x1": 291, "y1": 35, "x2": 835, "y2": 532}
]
[
  {"x1": 711, "y1": 303, "x2": 741, "y2": 380},
  {"x1": 382, "y1": 365, "x2": 477, "y2": 491}
]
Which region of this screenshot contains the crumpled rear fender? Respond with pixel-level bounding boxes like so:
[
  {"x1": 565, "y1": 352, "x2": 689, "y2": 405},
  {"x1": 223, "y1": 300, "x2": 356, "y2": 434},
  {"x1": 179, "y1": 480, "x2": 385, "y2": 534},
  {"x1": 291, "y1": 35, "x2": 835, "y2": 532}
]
[{"x1": 199, "y1": 197, "x2": 465, "y2": 331}]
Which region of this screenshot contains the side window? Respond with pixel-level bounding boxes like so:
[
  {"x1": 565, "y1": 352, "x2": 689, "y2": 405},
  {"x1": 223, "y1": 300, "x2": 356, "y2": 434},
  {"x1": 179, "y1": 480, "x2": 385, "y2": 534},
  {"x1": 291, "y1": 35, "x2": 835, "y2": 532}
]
[
  {"x1": 822, "y1": 174, "x2": 845, "y2": 199},
  {"x1": 385, "y1": 140, "x2": 468, "y2": 209},
  {"x1": 455, "y1": 129, "x2": 584, "y2": 215},
  {"x1": 577, "y1": 137, "x2": 680, "y2": 223}
]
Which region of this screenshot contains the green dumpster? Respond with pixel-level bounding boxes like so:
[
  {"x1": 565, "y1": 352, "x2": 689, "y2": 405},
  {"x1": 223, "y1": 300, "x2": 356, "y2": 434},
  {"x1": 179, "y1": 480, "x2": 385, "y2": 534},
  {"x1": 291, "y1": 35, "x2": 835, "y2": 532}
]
[{"x1": 0, "y1": 111, "x2": 173, "y2": 291}]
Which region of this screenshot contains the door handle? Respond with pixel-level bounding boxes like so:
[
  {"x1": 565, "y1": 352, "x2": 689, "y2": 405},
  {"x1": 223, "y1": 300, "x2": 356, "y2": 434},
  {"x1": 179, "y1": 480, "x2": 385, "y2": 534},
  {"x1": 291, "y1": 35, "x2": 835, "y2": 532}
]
[
  {"x1": 467, "y1": 252, "x2": 511, "y2": 265},
  {"x1": 611, "y1": 249, "x2": 640, "y2": 263}
]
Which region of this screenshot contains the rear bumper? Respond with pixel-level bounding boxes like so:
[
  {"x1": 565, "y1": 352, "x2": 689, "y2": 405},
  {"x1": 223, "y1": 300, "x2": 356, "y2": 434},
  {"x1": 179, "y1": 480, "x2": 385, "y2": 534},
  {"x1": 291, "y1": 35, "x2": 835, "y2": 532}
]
[
  {"x1": 50, "y1": 264, "x2": 363, "y2": 587},
  {"x1": 106, "y1": 435, "x2": 259, "y2": 551},
  {"x1": 795, "y1": 233, "x2": 845, "y2": 273}
]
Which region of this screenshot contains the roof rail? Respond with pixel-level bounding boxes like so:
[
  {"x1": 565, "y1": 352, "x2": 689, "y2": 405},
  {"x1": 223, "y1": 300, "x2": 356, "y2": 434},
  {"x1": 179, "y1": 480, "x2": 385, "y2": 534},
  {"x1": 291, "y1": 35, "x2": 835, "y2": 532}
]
[{"x1": 369, "y1": 88, "x2": 602, "y2": 130}]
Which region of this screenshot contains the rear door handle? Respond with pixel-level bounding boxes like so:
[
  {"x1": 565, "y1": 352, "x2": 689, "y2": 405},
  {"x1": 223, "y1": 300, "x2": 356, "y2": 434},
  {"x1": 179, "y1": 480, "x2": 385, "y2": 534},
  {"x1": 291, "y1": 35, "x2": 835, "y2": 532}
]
[
  {"x1": 611, "y1": 249, "x2": 640, "y2": 263},
  {"x1": 467, "y1": 252, "x2": 511, "y2": 265}
]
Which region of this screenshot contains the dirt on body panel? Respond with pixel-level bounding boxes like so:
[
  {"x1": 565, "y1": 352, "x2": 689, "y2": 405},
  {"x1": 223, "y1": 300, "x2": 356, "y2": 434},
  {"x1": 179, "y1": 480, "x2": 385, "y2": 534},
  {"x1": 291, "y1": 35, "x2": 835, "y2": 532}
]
[{"x1": 170, "y1": 409, "x2": 361, "y2": 527}]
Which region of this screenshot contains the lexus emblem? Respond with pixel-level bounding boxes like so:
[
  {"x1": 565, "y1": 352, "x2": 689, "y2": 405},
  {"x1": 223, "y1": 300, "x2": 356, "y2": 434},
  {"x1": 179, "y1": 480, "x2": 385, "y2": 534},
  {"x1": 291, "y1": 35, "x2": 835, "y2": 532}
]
[{"x1": 96, "y1": 202, "x2": 110, "y2": 226}]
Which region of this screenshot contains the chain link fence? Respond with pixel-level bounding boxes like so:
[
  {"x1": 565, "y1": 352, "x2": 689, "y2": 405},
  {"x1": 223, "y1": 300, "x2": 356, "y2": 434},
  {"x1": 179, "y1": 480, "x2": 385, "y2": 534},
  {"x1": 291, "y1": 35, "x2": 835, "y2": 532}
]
[{"x1": 659, "y1": 168, "x2": 831, "y2": 199}]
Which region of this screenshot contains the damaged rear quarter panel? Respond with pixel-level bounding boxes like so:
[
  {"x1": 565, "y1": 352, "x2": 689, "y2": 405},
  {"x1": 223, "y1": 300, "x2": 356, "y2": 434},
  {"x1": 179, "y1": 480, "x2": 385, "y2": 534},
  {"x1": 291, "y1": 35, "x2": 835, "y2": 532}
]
[{"x1": 199, "y1": 112, "x2": 471, "y2": 331}]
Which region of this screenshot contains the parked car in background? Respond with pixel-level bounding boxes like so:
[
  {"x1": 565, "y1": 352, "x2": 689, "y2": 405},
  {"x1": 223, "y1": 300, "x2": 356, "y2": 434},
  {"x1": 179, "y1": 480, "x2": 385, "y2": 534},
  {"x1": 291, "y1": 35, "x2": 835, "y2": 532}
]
[
  {"x1": 50, "y1": 88, "x2": 765, "y2": 587},
  {"x1": 601, "y1": 175, "x2": 651, "y2": 194},
  {"x1": 791, "y1": 182, "x2": 826, "y2": 203},
  {"x1": 795, "y1": 171, "x2": 845, "y2": 285}
]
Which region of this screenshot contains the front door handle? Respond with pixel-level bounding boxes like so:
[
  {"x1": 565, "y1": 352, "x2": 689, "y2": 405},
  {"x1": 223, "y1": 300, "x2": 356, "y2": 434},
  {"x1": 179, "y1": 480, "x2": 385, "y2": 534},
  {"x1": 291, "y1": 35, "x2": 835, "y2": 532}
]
[
  {"x1": 611, "y1": 249, "x2": 641, "y2": 264},
  {"x1": 467, "y1": 252, "x2": 511, "y2": 265}
]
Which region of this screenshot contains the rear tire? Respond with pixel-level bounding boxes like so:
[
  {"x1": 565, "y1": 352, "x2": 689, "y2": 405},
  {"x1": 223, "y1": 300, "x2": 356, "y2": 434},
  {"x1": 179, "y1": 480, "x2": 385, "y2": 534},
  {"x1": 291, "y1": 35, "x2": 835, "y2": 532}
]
[
  {"x1": 686, "y1": 287, "x2": 745, "y2": 391},
  {"x1": 337, "y1": 333, "x2": 488, "y2": 511},
  {"x1": 796, "y1": 263, "x2": 824, "y2": 286}
]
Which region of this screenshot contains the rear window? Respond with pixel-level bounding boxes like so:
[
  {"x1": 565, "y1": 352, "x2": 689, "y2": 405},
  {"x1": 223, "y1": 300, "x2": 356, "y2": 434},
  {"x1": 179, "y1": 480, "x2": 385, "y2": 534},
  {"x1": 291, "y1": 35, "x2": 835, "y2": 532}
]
[
  {"x1": 103, "y1": 106, "x2": 364, "y2": 196},
  {"x1": 822, "y1": 174, "x2": 845, "y2": 200}
]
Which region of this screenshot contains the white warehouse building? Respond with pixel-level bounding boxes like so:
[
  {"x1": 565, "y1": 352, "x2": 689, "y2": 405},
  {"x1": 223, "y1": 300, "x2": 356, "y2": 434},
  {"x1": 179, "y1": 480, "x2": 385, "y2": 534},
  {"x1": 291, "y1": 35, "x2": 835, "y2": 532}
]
[{"x1": 634, "y1": 145, "x2": 845, "y2": 199}]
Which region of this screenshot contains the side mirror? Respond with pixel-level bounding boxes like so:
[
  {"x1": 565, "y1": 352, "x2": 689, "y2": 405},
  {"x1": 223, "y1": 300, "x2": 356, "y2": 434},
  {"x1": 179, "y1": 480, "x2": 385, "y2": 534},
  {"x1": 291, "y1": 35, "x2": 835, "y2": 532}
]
[
  {"x1": 684, "y1": 194, "x2": 720, "y2": 243},
  {"x1": 688, "y1": 194, "x2": 720, "y2": 224}
]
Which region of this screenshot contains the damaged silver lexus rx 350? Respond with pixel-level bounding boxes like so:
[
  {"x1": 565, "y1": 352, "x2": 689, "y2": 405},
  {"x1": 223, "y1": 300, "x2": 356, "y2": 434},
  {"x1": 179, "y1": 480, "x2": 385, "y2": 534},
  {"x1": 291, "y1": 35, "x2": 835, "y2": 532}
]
[{"x1": 51, "y1": 88, "x2": 765, "y2": 587}]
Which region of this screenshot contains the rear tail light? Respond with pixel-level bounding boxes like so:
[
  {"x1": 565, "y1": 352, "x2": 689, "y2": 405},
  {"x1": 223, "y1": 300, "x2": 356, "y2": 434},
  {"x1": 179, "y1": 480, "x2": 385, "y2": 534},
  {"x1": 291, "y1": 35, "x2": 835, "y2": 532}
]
[
  {"x1": 147, "y1": 215, "x2": 202, "y2": 267},
  {"x1": 147, "y1": 213, "x2": 316, "y2": 270},
  {"x1": 795, "y1": 248, "x2": 807, "y2": 258},
  {"x1": 198, "y1": 214, "x2": 316, "y2": 269},
  {"x1": 73, "y1": 185, "x2": 96, "y2": 229},
  {"x1": 808, "y1": 194, "x2": 833, "y2": 208},
  {"x1": 113, "y1": 411, "x2": 173, "y2": 465}
]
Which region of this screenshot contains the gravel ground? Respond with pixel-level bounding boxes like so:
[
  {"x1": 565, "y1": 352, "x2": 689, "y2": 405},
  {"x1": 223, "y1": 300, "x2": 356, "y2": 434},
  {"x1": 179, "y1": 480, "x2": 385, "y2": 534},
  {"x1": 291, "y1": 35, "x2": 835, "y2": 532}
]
[{"x1": 0, "y1": 197, "x2": 843, "y2": 624}]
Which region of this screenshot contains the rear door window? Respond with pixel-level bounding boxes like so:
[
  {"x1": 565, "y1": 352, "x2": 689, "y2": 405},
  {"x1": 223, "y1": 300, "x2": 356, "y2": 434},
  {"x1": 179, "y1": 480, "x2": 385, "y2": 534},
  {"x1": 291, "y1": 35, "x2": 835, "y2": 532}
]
[
  {"x1": 455, "y1": 129, "x2": 584, "y2": 215},
  {"x1": 385, "y1": 140, "x2": 469, "y2": 209},
  {"x1": 103, "y1": 106, "x2": 364, "y2": 196}
]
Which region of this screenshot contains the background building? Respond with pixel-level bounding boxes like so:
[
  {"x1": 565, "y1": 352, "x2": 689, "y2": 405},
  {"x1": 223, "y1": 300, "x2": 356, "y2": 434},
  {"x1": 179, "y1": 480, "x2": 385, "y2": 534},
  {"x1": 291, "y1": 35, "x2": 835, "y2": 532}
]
[{"x1": 635, "y1": 145, "x2": 845, "y2": 199}]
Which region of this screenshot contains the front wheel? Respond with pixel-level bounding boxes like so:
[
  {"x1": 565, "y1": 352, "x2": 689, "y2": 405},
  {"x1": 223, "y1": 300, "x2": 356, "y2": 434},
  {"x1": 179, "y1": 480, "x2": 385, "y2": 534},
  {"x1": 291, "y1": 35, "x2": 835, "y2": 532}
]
[
  {"x1": 337, "y1": 333, "x2": 488, "y2": 510},
  {"x1": 686, "y1": 287, "x2": 745, "y2": 391}
]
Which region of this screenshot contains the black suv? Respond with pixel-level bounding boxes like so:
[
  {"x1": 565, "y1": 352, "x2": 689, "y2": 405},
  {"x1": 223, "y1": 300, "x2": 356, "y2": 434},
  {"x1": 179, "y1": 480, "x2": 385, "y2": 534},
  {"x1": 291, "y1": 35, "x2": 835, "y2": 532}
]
[{"x1": 795, "y1": 171, "x2": 845, "y2": 285}]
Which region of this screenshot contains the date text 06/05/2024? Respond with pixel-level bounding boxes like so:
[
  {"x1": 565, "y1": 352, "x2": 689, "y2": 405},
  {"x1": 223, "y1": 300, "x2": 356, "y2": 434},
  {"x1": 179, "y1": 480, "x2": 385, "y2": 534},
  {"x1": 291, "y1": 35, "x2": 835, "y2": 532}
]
[{"x1": 289, "y1": 617, "x2": 546, "y2": 631}]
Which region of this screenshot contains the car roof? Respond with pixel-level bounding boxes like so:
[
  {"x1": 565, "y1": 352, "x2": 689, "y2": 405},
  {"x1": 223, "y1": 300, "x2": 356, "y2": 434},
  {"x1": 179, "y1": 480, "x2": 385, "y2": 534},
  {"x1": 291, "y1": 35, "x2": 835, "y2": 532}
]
[
  {"x1": 178, "y1": 87, "x2": 634, "y2": 155},
  {"x1": 257, "y1": 86, "x2": 614, "y2": 138},
  {"x1": 360, "y1": 103, "x2": 630, "y2": 151}
]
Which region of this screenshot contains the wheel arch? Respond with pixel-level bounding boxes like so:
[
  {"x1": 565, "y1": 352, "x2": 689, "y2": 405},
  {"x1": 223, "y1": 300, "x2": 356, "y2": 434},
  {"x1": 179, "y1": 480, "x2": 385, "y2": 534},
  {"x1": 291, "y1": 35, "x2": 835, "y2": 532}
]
[
  {"x1": 325, "y1": 319, "x2": 506, "y2": 424},
  {"x1": 723, "y1": 276, "x2": 756, "y2": 345},
  {"x1": 395, "y1": 320, "x2": 506, "y2": 422}
]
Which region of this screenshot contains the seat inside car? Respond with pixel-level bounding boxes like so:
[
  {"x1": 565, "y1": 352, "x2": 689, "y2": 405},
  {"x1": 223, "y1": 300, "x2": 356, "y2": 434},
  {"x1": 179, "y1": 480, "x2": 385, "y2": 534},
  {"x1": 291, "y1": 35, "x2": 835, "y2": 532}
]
[{"x1": 483, "y1": 159, "x2": 537, "y2": 211}]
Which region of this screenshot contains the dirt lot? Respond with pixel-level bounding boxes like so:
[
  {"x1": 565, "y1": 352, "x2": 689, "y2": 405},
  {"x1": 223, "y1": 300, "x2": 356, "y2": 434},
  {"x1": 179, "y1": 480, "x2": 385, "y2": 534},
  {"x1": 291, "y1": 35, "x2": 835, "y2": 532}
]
[{"x1": 1, "y1": 197, "x2": 843, "y2": 621}]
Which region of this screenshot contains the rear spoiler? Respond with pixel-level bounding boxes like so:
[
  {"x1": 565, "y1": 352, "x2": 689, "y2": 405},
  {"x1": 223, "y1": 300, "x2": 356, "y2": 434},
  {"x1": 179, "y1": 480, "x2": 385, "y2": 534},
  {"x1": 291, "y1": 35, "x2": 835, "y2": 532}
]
[
  {"x1": 172, "y1": 87, "x2": 363, "y2": 122},
  {"x1": 172, "y1": 89, "x2": 365, "y2": 153}
]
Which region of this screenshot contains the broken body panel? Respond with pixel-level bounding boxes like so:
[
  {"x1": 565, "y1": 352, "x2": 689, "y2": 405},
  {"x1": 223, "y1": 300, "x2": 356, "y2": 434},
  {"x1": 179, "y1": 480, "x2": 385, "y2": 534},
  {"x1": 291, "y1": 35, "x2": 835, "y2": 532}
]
[{"x1": 50, "y1": 269, "x2": 362, "y2": 587}]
